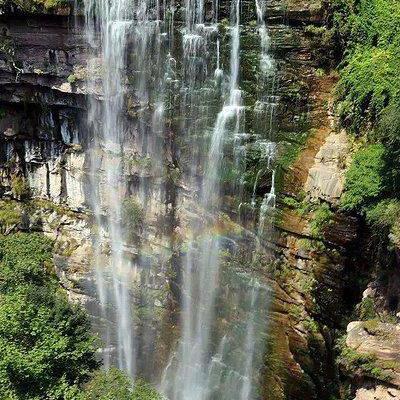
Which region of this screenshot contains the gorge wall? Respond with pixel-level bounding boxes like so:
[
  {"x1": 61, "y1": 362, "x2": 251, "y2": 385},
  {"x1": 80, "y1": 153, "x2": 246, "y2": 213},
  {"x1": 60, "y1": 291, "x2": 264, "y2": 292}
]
[{"x1": 1, "y1": 1, "x2": 399, "y2": 399}]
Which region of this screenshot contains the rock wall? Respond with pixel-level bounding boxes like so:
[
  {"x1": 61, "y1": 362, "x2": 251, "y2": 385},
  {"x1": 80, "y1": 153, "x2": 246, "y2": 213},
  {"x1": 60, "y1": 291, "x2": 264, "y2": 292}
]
[{"x1": 3, "y1": 1, "x2": 394, "y2": 400}]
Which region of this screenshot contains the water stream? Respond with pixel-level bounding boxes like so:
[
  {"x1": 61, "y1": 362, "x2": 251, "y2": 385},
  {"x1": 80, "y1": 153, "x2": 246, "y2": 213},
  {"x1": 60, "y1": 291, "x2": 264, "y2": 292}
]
[{"x1": 83, "y1": 0, "x2": 277, "y2": 398}]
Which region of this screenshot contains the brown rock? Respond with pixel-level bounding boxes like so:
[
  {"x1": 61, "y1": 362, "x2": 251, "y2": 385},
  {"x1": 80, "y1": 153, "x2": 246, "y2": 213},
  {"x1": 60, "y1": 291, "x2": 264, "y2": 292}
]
[
  {"x1": 346, "y1": 321, "x2": 400, "y2": 385},
  {"x1": 354, "y1": 385, "x2": 400, "y2": 400}
]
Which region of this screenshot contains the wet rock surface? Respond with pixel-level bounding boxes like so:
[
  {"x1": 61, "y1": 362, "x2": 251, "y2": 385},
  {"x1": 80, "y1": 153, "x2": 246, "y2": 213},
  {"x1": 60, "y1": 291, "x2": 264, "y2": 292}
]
[{"x1": 2, "y1": 1, "x2": 396, "y2": 400}]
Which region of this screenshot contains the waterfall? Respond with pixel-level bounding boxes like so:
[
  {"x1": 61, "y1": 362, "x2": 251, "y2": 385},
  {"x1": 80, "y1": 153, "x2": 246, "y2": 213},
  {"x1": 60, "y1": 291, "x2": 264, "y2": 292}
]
[
  {"x1": 83, "y1": 0, "x2": 275, "y2": 397},
  {"x1": 84, "y1": 0, "x2": 136, "y2": 376},
  {"x1": 254, "y1": 0, "x2": 277, "y2": 241}
]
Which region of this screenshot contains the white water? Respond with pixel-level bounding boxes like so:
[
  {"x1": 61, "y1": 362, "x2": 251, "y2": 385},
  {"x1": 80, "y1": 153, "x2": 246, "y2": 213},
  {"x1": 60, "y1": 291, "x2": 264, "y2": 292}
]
[
  {"x1": 84, "y1": 0, "x2": 136, "y2": 376},
  {"x1": 254, "y1": 0, "x2": 277, "y2": 238},
  {"x1": 83, "y1": 0, "x2": 275, "y2": 397}
]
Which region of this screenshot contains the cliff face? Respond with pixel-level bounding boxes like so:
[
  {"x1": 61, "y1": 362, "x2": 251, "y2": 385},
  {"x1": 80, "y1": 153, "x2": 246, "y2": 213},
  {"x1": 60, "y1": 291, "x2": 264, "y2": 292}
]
[
  {"x1": 2, "y1": 1, "x2": 397, "y2": 400},
  {"x1": 0, "y1": 0, "x2": 336, "y2": 397}
]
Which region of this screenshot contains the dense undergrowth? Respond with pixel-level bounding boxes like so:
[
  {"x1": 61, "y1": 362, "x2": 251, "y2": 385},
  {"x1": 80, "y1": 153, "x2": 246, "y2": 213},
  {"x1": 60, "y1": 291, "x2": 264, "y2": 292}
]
[
  {"x1": 0, "y1": 232, "x2": 161, "y2": 400},
  {"x1": 326, "y1": 1, "x2": 400, "y2": 395},
  {"x1": 0, "y1": 0, "x2": 72, "y2": 12},
  {"x1": 333, "y1": 0, "x2": 400, "y2": 249}
]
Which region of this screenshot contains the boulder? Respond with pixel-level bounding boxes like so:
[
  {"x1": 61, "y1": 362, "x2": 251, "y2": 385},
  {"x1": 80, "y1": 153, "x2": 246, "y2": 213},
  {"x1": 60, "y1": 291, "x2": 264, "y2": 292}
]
[
  {"x1": 346, "y1": 321, "x2": 400, "y2": 386},
  {"x1": 354, "y1": 385, "x2": 400, "y2": 400}
]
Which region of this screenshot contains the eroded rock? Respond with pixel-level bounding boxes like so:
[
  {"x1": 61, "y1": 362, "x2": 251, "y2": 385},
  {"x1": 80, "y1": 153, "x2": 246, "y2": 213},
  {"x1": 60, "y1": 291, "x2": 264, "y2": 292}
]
[
  {"x1": 354, "y1": 385, "x2": 400, "y2": 400},
  {"x1": 305, "y1": 130, "x2": 349, "y2": 204},
  {"x1": 346, "y1": 321, "x2": 400, "y2": 386}
]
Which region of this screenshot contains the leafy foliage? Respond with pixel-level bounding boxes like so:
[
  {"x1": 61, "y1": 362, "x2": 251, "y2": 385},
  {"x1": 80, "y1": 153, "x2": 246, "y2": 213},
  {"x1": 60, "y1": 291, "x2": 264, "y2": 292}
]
[
  {"x1": 375, "y1": 102, "x2": 400, "y2": 192},
  {"x1": 365, "y1": 199, "x2": 400, "y2": 229},
  {"x1": 84, "y1": 369, "x2": 133, "y2": 400},
  {"x1": 337, "y1": 45, "x2": 400, "y2": 129},
  {"x1": 84, "y1": 369, "x2": 162, "y2": 400},
  {"x1": 11, "y1": 176, "x2": 30, "y2": 200},
  {"x1": 334, "y1": 0, "x2": 400, "y2": 131},
  {"x1": 0, "y1": 233, "x2": 54, "y2": 290},
  {"x1": 340, "y1": 144, "x2": 386, "y2": 211},
  {"x1": 0, "y1": 233, "x2": 99, "y2": 399},
  {"x1": 310, "y1": 202, "x2": 334, "y2": 238},
  {"x1": 131, "y1": 379, "x2": 162, "y2": 400},
  {"x1": 0, "y1": 0, "x2": 70, "y2": 12},
  {"x1": 334, "y1": 0, "x2": 400, "y2": 254},
  {"x1": 122, "y1": 197, "x2": 144, "y2": 241},
  {"x1": 0, "y1": 200, "x2": 22, "y2": 233}
]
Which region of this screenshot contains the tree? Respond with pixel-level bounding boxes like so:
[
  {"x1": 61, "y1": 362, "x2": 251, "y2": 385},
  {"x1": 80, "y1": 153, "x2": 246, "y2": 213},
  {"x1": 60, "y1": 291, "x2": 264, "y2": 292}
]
[{"x1": 0, "y1": 233, "x2": 99, "y2": 399}]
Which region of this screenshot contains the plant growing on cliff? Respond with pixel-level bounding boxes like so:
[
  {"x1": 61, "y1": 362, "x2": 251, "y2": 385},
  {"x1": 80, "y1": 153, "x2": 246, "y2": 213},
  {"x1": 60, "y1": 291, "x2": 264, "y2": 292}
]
[
  {"x1": 0, "y1": 201, "x2": 22, "y2": 234},
  {"x1": 337, "y1": 336, "x2": 393, "y2": 382},
  {"x1": 309, "y1": 202, "x2": 334, "y2": 238},
  {"x1": 0, "y1": 233, "x2": 99, "y2": 399},
  {"x1": 122, "y1": 197, "x2": 144, "y2": 241},
  {"x1": 0, "y1": 0, "x2": 71, "y2": 12},
  {"x1": 365, "y1": 198, "x2": 400, "y2": 243},
  {"x1": 11, "y1": 175, "x2": 30, "y2": 200},
  {"x1": 334, "y1": 0, "x2": 400, "y2": 131},
  {"x1": 340, "y1": 144, "x2": 386, "y2": 211}
]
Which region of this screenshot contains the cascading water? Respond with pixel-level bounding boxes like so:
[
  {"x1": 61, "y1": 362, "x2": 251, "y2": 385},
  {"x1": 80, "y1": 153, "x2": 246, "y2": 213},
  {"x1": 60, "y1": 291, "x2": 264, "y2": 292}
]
[
  {"x1": 82, "y1": 0, "x2": 277, "y2": 397},
  {"x1": 84, "y1": 0, "x2": 136, "y2": 376},
  {"x1": 162, "y1": 2, "x2": 245, "y2": 397},
  {"x1": 253, "y1": 0, "x2": 278, "y2": 239}
]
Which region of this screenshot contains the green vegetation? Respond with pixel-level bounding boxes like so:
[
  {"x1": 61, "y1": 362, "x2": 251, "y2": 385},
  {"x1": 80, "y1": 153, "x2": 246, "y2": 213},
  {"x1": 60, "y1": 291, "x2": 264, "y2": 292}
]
[
  {"x1": 122, "y1": 197, "x2": 144, "y2": 241},
  {"x1": 333, "y1": 0, "x2": 400, "y2": 131},
  {"x1": 0, "y1": 231, "x2": 162, "y2": 399},
  {"x1": 11, "y1": 175, "x2": 30, "y2": 200},
  {"x1": 0, "y1": 232, "x2": 99, "y2": 399},
  {"x1": 303, "y1": 317, "x2": 319, "y2": 334},
  {"x1": 68, "y1": 74, "x2": 77, "y2": 84},
  {"x1": 340, "y1": 144, "x2": 386, "y2": 211},
  {"x1": 0, "y1": 200, "x2": 22, "y2": 233},
  {"x1": 297, "y1": 238, "x2": 326, "y2": 253},
  {"x1": 84, "y1": 369, "x2": 161, "y2": 400},
  {"x1": 358, "y1": 297, "x2": 377, "y2": 320},
  {"x1": 337, "y1": 336, "x2": 393, "y2": 382},
  {"x1": 309, "y1": 202, "x2": 334, "y2": 238},
  {"x1": 334, "y1": 0, "x2": 400, "y2": 224},
  {"x1": 333, "y1": 0, "x2": 400, "y2": 255},
  {"x1": 366, "y1": 199, "x2": 400, "y2": 228},
  {"x1": 275, "y1": 130, "x2": 310, "y2": 191},
  {"x1": 0, "y1": 0, "x2": 71, "y2": 12}
]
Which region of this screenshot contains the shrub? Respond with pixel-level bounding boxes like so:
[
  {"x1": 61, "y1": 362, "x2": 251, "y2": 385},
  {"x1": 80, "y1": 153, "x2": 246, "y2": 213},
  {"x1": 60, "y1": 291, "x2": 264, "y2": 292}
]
[
  {"x1": 310, "y1": 202, "x2": 334, "y2": 238},
  {"x1": 0, "y1": 0, "x2": 70, "y2": 12},
  {"x1": 0, "y1": 233, "x2": 99, "y2": 399},
  {"x1": 0, "y1": 232, "x2": 54, "y2": 291},
  {"x1": 0, "y1": 201, "x2": 22, "y2": 233},
  {"x1": 365, "y1": 199, "x2": 400, "y2": 228},
  {"x1": 340, "y1": 144, "x2": 386, "y2": 211},
  {"x1": 11, "y1": 176, "x2": 30, "y2": 199},
  {"x1": 358, "y1": 296, "x2": 377, "y2": 320},
  {"x1": 84, "y1": 369, "x2": 162, "y2": 400},
  {"x1": 297, "y1": 238, "x2": 326, "y2": 253},
  {"x1": 337, "y1": 45, "x2": 400, "y2": 129},
  {"x1": 376, "y1": 102, "x2": 400, "y2": 192},
  {"x1": 131, "y1": 379, "x2": 161, "y2": 400},
  {"x1": 122, "y1": 197, "x2": 144, "y2": 241},
  {"x1": 67, "y1": 74, "x2": 77, "y2": 84},
  {"x1": 84, "y1": 369, "x2": 133, "y2": 400},
  {"x1": 0, "y1": 286, "x2": 99, "y2": 398},
  {"x1": 334, "y1": 0, "x2": 400, "y2": 130}
]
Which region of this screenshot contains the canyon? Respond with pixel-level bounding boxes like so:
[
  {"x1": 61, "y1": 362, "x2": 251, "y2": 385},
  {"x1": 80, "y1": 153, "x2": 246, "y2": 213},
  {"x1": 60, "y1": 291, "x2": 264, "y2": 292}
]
[{"x1": 1, "y1": 0, "x2": 399, "y2": 399}]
